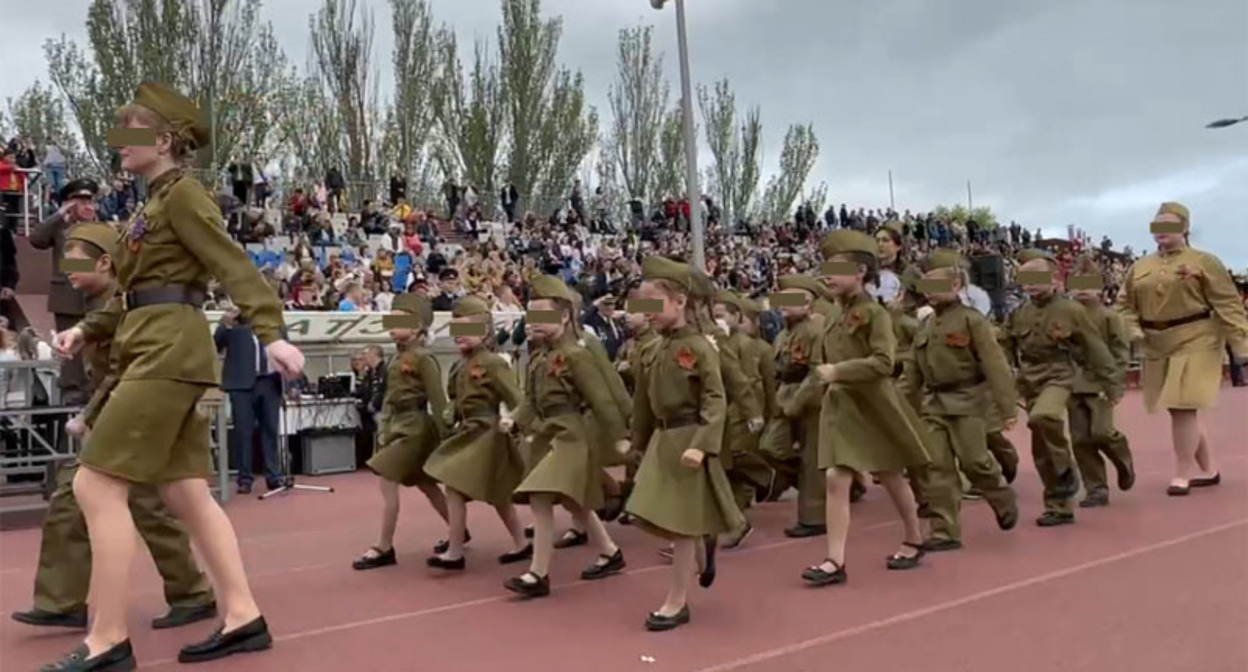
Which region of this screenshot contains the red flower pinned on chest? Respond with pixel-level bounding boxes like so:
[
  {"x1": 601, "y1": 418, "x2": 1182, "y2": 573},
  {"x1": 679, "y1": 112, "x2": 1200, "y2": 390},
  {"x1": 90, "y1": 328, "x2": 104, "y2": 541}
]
[
  {"x1": 1175, "y1": 263, "x2": 1201, "y2": 282},
  {"x1": 547, "y1": 352, "x2": 568, "y2": 378},
  {"x1": 842, "y1": 308, "x2": 866, "y2": 332},
  {"x1": 675, "y1": 346, "x2": 697, "y2": 371},
  {"x1": 790, "y1": 342, "x2": 808, "y2": 364},
  {"x1": 1048, "y1": 321, "x2": 1069, "y2": 342},
  {"x1": 944, "y1": 331, "x2": 971, "y2": 348},
  {"x1": 469, "y1": 362, "x2": 487, "y2": 381}
]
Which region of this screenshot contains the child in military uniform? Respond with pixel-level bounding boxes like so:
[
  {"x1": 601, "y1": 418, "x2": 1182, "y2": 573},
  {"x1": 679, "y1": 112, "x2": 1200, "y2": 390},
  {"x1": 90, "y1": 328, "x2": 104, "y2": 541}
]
[
  {"x1": 1003, "y1": 249, "x2": 1120, "y2": 526},
  {"x1": 13, "y1": 223, "x2": 216, "y2": 635},
  {"x1": 802, "y1": 231, "x2": 929, "y2": 587},
  {"x1": 353, "y1": 294, "x2": 453, "y2": 570},
  {"x1": 712, "y1": 291, "x2": 770, "y2": 548},
  {"x1": 51, "y1": 82, "x2": 304, "y2": 671},
  {"x1": 624, "y1": 257, "x2": 744, "y2": 631},
  {"x1": 900, "y1": 249, "x2": 1020, "y2": 551},
  {"x1": 760, "y1": 275, "x2": 828, "y2": 535},
  {"x1": 424, "y1": 296, "x2": 531, "y2": 569},
  {"x1": 504, "y1": 275, "x2": 628, "y2": 598},
  {"x1": 1066, "y1": 264, "x2": 1135, "y2": 507}
]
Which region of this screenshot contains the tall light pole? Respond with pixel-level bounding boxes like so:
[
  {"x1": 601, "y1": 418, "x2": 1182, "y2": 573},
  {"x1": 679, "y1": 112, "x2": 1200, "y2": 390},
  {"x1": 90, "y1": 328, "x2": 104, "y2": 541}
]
[{"x1": 652, "y1": 0, "x2": 705, "y2": 270}]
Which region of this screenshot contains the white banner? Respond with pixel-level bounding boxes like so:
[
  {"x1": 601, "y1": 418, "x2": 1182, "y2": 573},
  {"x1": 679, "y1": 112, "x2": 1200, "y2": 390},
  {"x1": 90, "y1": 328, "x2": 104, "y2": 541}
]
[{"x1": 204, "y1": 311, "x2": 525, "y2": 344}]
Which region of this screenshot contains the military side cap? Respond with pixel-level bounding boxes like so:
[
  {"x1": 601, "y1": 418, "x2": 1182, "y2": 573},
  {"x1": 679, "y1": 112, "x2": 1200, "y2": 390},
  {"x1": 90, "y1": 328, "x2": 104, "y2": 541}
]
[
  {"x1": 715, "y1": 289, "x2": 743, "y2": 312},
  {"x1": 452, "y1": 296, "x2": 491, "y2": 318},
  {"x1": 66, "y1": 222, "x2": 119, "y2": 258},
  {"x1": 392, "y1": 293, "x2": 433, "y2": 327},
  {"x1": 529, "y1": 274, "x2": 575, "y2": 302},
  {"x1": 900, "y1": 265, "x2": 925, "y2": 292},
  {"x1": 133, "y1": 81, "x2": 210, "y2": 149},
  {"x1": 778, "y1": 274, "x2": 823, "y2": 296},
  {"x1": 881, "y1": 220, "x2": 903, "y2": 237},
  {"x1": 923, "y1": 249, "x2": 967, "y2": 271},
  {"x1": 60, "y1": 178, "x2": 98, "y2": 202},
  {"x1": 739, "y1": 298, "x2": 762, "y2": 320},
  {"x1": 1153, "y1": 201, "x2": 1190, "y2": 227},
  {"x1": 820, "y1": 230, "x2": 879, "y2": 261},
  {"x1": 642, "y1": 256, "x2": 692, "y2": 292},
  {"x1": 1017, "y1": 248, "x2": 1055, "y2": 264},
  {"x1": 688, "y1": 267, "x2": 716, "y2": 302}
]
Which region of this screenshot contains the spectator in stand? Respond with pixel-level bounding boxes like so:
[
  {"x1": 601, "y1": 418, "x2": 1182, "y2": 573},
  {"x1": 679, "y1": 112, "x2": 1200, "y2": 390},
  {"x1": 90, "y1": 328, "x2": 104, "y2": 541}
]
[
  {"x1": 443, "y1": 178, "x2": 460, "y2": 220},
  {"x1": 389, "y1": 170, "x2": 406, "y2": 207},
  {"x1": 501, "y1": 181, "x2": 519, "y2": 222},
  {"x1": 0, "y1": 216, "x2": 17, "y2": 327},
  {"x1": 425, "y1": 241, "x2": 448, "y2": 278},
  {"x1": 402, "y1": 221, "x2": 423, "y2": 257},
  {"x1": 0, "y1": 149, "x2": 26, "y2": 227},
  {"x1": 431, "y1": 267, "x2": 463, "y2": 311},
  {"x1": 42, "y1": 144, "x2": 68, "y2": 199},
  {"x1": 326, "y1": 167, "x2": 346, "y2": 213},
  {"x1": 338, "y1": 281, "x2": 366, "y2": 312}
]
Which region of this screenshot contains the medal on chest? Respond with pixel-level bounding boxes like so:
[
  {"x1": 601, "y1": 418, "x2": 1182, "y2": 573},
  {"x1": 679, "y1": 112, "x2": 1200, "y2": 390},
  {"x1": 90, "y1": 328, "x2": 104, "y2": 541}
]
[{"x1": 126, "y1": 214, "x2": 149, "y2": 254}]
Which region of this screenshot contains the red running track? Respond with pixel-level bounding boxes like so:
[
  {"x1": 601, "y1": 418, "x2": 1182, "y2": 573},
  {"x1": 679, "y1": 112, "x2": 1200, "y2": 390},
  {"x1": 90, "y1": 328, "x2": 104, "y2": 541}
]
[{"x1": 2, "y1": 387, "x2": 1245, "y2": 672}]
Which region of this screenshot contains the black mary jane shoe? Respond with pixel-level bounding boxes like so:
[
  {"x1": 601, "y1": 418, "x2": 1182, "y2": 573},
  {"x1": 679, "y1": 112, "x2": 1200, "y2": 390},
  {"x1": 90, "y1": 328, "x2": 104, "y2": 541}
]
[
  {"x1": 994, "y1": 505, "x2": 1019, "y2": 531},
  {"x1": 886, "y1": 542, "x2": 926, "y2": 570},
  {"x1": 581, "y1": 549, "x2": 626, "y2": 580},
  {"x1": 504, "y1": 572, "x2": 551, "y2": 598},
  {"x1": 433, "y1": 530, "x2": 472, "y2": 555},
  {"x1": 1166, "y1": 483, "x2": 1191, "y2": 497},
  {"x1": 151, "y1": 603, "x2": 218, "y2": 630},
  {"x1": 644, "y1": 605, "x2": 691, "y2": 632},
  {"x1": 498, "y1": 544, "x2": 534, "y2": 565},
  {"x1": 1035, "y1": 511, "x2": 1075, "y2": 527},
  {"x1": 598, "y1": 494, "x2": 627, "y2": 523},
  {"x1": 553, "y1": 529, "x2": 589, "y2": 549},
  {"x1": 698, "y1": 536, "x2": 718, "y2": 589},
  {"x1": 352, "y1": 546, "x2": 397, "y2": 571},
  {"x1": 12, "y1": 607, "x2": 87, "y2": 629},
  {"x1": 1191, "y1": 473, "x2": 1221, "y2": 488},
  {"x1": 922, "y1": 537, "x2": 963, "y2": 552},
  {"x1": 426, "y1": 555, "x2": 467, "y2": 570},
  {"x1": 40, "y1": 640, "x2": 135, "y2": 672},
  {"x1": 177, "y1": 616, "x2": 273, "y2": 664},
  {"x1": 783, "y1": 523, "x2": 827, "y2": 539},
  {"x1": 1079, "y1": 492, "x2": 1110, "y2": 509},
  {"x1": 801, "y1": 559, "x2": 847, "y2": 587}
]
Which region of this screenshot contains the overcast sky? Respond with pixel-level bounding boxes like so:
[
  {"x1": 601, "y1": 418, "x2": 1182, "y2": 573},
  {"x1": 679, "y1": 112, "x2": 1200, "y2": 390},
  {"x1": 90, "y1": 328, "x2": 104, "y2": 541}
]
[{"x1": 3, "y1": 0, "x2": 1246, "y2": 267}]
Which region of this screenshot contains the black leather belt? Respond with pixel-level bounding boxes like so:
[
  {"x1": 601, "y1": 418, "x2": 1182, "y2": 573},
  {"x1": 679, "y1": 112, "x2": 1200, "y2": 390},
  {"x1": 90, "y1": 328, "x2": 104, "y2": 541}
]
[
  {"x1": 457, "y1": 409, "x2": 498, "y2": 422},
  {"x1": 656, "y1": 413, "x2": 702, "y2": 430},
  {"x1": 930, "y1": 373, "x2": 987, "y2": 393},
  {"x1": 122, "y1": 285, "x2": 206, "y2": 311},
  {"x1": 537, "y1": 403, "x2": 581, "y2": 420},
  {"x1": 1140, "y1": 310, "x2": 1211, "y2": 331}
]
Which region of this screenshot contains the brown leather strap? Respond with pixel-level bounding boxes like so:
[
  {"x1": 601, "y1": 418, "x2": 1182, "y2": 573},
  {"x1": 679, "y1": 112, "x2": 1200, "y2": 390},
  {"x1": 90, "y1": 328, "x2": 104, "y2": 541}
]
[
  {"x1": 656, "y1": 412, "x2": 702, "y2": 430},
  {"x1": 537, "y1": 403, "x2": 581, "y2": 420},
  {"x1": 122, "y1": 284, "x2": 207, "y2": 311},
  {"x1": 1140, "y1": 310, "x2": 1211, "y2": 331}
]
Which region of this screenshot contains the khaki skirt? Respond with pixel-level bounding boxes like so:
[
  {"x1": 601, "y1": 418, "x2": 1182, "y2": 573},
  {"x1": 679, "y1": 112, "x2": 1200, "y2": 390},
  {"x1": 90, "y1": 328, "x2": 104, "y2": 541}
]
[
  {"x1": 1142, "y1": 349, "x2": 1223, "y2": 413},
  {"x1": 80, "y1": 379, "x2": 213, "y2": 484},
  {"x1": 624, "y1": 427, "x2": 745, "y2": 538},
  {"x1": 424, "y1": 418, "x2": 524, "y2": 507},
  {"x1": 514, "y1": 414, "x2": 602, "y2": 510},
  {"x1": 367, "y1": 413, "x2": 440, "y2": 487}
]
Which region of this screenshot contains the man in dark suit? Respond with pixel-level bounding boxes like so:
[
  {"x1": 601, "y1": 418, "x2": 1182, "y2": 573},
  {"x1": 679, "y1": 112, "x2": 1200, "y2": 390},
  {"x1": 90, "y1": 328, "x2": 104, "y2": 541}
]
[
  {"x1": 582, "y1": 294, "x2": 625, "y2": 361},
  {"x1": 214, "y1": 307, "x2": 284, "y2": 494},
  {"x1": 29, "y1": 179, "x2": 97, "y2": 404}
]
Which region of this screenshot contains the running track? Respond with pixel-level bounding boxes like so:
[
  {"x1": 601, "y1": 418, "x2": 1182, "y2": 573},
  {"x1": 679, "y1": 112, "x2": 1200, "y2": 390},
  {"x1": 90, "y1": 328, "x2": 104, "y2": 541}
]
[{"x1": 2, "y1": 387, "x2": 1245, "y2": 671}]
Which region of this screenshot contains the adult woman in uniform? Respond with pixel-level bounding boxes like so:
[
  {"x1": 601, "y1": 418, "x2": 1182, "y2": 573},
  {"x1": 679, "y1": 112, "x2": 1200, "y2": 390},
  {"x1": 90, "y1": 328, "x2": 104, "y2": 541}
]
[
  {"x1": 353, "y1": 294, "x2": 452, "y2": 570},
  {"x1": 423, "y1": 296, "x2": 531, "y2": 569},
  {"x1": 504, "y1": 275, "x2": 627, "y2": 597},
  {"x1": 802, "y1": 231, "x2": 929, "y2": 587},
  {"x1": 1117, "y1": 202, "x2": 1248, "y2": 495},
  {"x1": 625, "y1": 257, "x2": 744, "y2": 631},
  {"x1": 50, "y1": 82, "x2": 303, "y2": 672}
]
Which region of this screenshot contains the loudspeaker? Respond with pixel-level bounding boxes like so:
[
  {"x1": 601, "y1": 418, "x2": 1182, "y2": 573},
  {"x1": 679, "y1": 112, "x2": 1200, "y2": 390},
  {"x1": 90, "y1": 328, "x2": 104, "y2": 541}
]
[{"x1": 970, "y1": 255, "x2": 1005, "y2": 292}]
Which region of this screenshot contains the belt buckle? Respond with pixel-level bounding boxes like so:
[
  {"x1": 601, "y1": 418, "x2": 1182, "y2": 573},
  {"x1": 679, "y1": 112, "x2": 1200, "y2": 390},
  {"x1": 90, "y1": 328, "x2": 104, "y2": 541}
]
[{"x1": 120, "y1": 293, "x2": 130, "y2": 312}]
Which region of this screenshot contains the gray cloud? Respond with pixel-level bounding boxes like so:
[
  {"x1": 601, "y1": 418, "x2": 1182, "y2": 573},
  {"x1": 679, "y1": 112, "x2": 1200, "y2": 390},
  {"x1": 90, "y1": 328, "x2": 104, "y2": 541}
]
[{"x1": 4, "y1": 0, "x2": 1245, "y2": 266}]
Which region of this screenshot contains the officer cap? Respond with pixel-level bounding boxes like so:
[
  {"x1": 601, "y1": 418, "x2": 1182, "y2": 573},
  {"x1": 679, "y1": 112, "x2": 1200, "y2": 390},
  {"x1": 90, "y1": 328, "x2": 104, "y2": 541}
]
[{"x1": 60, "y1": 178, "x2": 99, "y2": 202}]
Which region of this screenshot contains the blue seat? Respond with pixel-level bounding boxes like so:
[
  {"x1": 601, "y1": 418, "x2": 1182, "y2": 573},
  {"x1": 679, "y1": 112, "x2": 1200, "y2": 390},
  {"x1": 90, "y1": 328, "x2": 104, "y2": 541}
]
[
  {"x1": 248, "y1": 251, "x2": 262, "y2": 267},
  {"x1": 393, "y1": 254, "x2": 413, "y2": 292}
]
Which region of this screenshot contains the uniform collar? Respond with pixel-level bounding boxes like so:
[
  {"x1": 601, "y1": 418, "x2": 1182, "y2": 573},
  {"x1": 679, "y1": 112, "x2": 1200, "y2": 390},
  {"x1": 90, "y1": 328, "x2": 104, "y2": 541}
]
[
  {"x1": 1159, "y1": 245, "x2": 1187, "y2": 258},
  {"x1": 146, "y1": 168, "x2": 183, "y2": 196},
  {"x1": 665, "y1": 324, "x2": 698, "y2": 339}
]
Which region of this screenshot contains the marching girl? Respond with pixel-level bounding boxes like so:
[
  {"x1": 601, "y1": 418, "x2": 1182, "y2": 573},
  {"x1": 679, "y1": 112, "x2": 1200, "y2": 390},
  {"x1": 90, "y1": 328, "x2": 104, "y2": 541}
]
[
  {"x1": 802, "y1": 231, "x2": 929, "y2": 587},
  {"x1": 1116, "y1": 202, "x2": 1248, "y2": 495},
  {"x1": 353, "y1": 294, "x2": 452, "y2": 570},
  {"x1": 49, "y1": 82, "x2": 304, "y2": 671},
  {"x1": 625, "y1": 257, "x2": 744, "y2": 631},
  {"x1": 423, "y1": 296, "x2": 531, "y2": 569},
  {"x1": 504, "y1": 275, "x2": 628, "y2": 597}
]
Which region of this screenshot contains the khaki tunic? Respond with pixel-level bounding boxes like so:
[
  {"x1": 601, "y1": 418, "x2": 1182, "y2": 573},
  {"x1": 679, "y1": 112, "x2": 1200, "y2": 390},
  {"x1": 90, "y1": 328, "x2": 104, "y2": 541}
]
[
  {"x1": 1117, "y1": 247, "x2": 1248, "y2": 412},
  {"x1": 625, "y1": 326, "x2": 745, "y2": 537},
  {"x1": 76, "y1": 169, "x2": 284, "y2": 483},
  {"x1": 513, "y1": 334, "x2": 627, "y2": 509},
  {"x1": 580, "y1": 331, "x2": 633, "y2": 468},
  {"x1": 423, "y1": 351, "x2": 525, "y2": 506},
  {"x1": 367, "y1": 343, "x2": 449, "y2": 487},
  {"x1": 815, "y1": 294, "x2": 929, "y2": 473},
  {"x1": 1004, "y1": 295, "x2": 1121, "y2": 402},
  {"x1": 761, "y1": 315, "x2": 825, "y2": 455},
  {"x1": 618, "y1": 328, "x2": 660, "y2": 395},
  {"x1": 719, "y1": 331, "x2": 764, "y2": 468},
  {"x1": 751, "y1": 336, "x2": 778, "y2": 421}
]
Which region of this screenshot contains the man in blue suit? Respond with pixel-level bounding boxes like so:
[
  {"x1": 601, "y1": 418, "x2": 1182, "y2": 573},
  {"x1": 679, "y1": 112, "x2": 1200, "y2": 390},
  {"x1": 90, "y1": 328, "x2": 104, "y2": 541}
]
[{"x1": 214, "y1": 307, "x2": 284, "y2": 494}]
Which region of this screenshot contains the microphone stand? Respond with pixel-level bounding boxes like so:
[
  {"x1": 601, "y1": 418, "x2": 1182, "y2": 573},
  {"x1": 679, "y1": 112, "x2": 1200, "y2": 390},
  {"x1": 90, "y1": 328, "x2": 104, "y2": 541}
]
[{"x1": 261, "y1": 378, "x2": 335, "y2": 499}]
